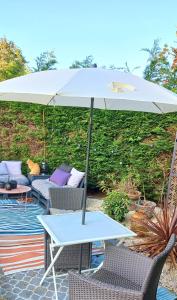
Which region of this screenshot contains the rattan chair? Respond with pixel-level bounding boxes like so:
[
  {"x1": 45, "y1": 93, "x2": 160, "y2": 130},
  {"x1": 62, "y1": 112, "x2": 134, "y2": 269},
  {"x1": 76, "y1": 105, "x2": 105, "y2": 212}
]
[
  {"x1": 69, "y1": 234, "x2": 176, "y2": 300},
  {"x1": 44, "y1": 187, "x2": 91, "y2": 271}
]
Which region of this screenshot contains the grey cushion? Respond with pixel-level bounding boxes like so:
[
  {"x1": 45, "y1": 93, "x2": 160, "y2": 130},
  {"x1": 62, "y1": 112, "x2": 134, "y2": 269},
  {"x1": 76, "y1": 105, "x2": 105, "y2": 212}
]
[
  {"x1": 9, "y1": 175, "x2": 29, "y2": 186},
  {"x1": 0, "y1": 175, "x2": 9, "y2": 183},
  {"x1": 32, "y1": 179, "x2": 60, "y2": 200},
  {"x1": 50, "y1": 208, "x2": 76, "y2": 215},
  {"x1": 59, "y1": 163, "x2": 72, "y2": 173}
]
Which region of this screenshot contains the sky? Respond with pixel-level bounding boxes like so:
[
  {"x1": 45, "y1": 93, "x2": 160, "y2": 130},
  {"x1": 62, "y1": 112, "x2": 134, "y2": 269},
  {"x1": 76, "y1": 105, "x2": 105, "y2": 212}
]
[{"x1": 0, "y1": 0, "x2": 176, "y2": 76}]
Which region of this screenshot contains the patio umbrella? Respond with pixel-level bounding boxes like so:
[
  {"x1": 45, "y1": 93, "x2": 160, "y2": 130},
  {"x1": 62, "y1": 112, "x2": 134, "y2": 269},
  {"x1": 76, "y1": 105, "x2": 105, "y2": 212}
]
[{"x1": 0, "y1": 68, "x2": 177, "y2": 225}]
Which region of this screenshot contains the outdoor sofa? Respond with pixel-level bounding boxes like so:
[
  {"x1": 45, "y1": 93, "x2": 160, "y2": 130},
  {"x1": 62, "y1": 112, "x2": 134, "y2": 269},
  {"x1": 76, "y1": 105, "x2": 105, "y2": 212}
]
[
  {"x1": 31, "y1": 163, "x2": 85, "y2": 209},
  {"x1": 0, "y1": 160, "x2": 29, "y2": 186}
]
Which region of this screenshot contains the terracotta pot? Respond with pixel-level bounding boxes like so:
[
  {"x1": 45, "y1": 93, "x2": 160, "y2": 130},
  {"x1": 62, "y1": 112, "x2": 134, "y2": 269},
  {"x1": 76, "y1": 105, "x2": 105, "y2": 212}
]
[
  {"x1": 135, "y1": 200, "x2": 156, "y2": 218},
  {"x1": 127, "y1": 191, "x2": 141, "y2": 201},
  {"x1": 130, "y1": 211, "x2": 148, "y2": 236}
]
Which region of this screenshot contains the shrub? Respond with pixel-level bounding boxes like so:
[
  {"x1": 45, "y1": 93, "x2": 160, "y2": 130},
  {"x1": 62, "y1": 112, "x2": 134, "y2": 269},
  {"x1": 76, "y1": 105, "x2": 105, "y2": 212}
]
[
  {"x1": 103, "y1": 191, "x2": 130, "y2": 222},
  {"x1": 132, "y1": 199, "x2": 177, "y2": 267}
]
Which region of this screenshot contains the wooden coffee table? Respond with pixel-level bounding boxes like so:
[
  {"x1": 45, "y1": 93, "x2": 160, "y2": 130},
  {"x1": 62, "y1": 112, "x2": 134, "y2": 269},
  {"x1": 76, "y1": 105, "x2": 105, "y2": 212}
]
[{"x1": 0, "y1": 184, "x2": 31, "y2": 201}]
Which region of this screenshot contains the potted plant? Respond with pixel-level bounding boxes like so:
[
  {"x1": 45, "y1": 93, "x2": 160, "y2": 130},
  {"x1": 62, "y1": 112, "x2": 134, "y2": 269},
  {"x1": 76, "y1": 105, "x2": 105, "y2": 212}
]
[
  {"x1": 135, "y1": 196, "x2": 156, "y2": 218},
  {"x1": 131, "y1": 199, "x2": 177, "y2": 267},
  {"x1": 103, "y1": 191, "x2": 130, "y2": 222},
  {"x1": 118, "y1": 173, "x2": 141, "y2": 201}
]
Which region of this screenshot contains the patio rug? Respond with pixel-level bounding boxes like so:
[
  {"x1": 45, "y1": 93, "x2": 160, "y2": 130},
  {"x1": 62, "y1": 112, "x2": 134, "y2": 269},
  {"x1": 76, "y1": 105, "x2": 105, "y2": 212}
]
[{"x1": 0, "y1": 199, "x2": 45, "y2": 275}]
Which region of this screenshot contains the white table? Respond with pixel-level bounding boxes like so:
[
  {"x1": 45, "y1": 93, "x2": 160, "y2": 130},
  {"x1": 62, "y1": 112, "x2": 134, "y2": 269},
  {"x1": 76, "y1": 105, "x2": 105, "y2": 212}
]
[{"x1": 38, "y1": 211, "x2": 136, "y2": 300}]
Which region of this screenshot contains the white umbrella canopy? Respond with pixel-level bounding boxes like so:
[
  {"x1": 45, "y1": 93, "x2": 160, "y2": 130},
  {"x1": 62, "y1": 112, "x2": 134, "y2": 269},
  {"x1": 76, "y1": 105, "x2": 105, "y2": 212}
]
[
  {"x1": 0, "y1": 68, "x2": 177, "y2": 113},
  {"x1": 0, "y1": 68, "x2": 177, "y2": 225}
]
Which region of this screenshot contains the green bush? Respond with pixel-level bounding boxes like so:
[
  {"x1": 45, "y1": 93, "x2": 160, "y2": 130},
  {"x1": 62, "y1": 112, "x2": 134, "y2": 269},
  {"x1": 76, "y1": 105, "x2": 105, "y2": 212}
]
[
  {"x1": 103, "y1": 191, "x2": 130, "y2": 222},
  {"x1": 0, "y1": 101, "x2": 177, "y2": 201}
]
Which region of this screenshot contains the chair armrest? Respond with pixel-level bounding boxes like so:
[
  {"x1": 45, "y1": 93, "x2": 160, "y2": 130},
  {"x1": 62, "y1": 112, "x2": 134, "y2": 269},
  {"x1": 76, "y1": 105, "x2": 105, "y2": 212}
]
[
  {"x1": 68, "y1": 271, "x2": 143, "y2": 300},
  {"x1": 103, "y1": 245, "x2": 152, "y2": 287}
]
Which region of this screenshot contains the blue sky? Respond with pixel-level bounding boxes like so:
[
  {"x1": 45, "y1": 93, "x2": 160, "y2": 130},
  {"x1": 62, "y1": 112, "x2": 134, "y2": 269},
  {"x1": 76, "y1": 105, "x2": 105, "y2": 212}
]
[{"x1": 0, "y1": 0, "x2": 176, "y2": 76}]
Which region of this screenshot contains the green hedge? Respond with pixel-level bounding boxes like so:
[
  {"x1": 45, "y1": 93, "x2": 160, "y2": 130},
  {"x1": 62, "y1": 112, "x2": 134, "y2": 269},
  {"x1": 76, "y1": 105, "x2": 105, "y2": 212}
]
[{"x1": 0, "y1": 101, "x2": 177, "y2": 201}]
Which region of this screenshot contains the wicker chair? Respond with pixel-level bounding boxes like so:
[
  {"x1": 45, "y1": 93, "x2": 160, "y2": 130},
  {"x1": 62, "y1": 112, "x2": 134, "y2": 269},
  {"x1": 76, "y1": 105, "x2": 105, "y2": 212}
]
[
  {"x1": 69, "y1": 234, "x2": 176, "y2": 300},
  {"x1": 44, "y1": 187, "x2": 91, "y2": 271}
]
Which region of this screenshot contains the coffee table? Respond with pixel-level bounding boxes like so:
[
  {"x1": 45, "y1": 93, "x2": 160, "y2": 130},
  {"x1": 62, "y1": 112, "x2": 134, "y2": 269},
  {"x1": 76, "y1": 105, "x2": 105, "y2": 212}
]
[{"x1": 0, "y1": 184, "x2": 31, "y2": 201}]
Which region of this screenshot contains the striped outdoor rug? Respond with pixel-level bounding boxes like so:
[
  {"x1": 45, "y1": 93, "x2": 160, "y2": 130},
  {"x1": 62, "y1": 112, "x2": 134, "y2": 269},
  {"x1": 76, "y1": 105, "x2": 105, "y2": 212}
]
[{"x1": 0, "y1": 199, "x2": 45, "y2": 275}]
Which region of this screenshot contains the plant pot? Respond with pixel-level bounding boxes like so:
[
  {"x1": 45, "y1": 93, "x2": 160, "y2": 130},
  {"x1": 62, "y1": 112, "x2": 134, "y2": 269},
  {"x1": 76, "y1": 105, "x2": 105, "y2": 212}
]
[
  {"x1": 130, "y1": 211, "x2": 149, "y2": 236},
  {"x1": 127, "y1": 191, "x2": 141, "y2": 201},
  {"x1": 135, "y1": 200, "x2": 156, "y2": 218},
  {"x1": 5, "y1": 182, "x2": 12, "y2": 190}
]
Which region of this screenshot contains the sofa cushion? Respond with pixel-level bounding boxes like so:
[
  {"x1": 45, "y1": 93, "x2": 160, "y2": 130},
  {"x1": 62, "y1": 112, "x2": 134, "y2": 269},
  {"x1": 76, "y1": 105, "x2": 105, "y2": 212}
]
[
  {"x1": 9, "y1": 175, "x2": 29, "y2": 186},
  {"x1": 0, "y1": 175, "x2": 9, "y2": 183},
  {"x1": 49, "y1": 169, "x2": 70, "y2": 186},
  {"x1": 50, "y1": 208, "x2": 76, "y2": 215},
  {"x1": 0, "y1": 162, "x2": 8, "y2": 175},
  {"x1": 59, "y1": 163, "x2": 72, "y2": 173},
  {"x1": 32, "y1": 179, "x2": 59, "y2": 200},
  {"x1": 2, "y1": 161, "x2": 22, "y2": 175},
  {"x1": 67, "y1": 167, "x2": 85, "y2": 188}
]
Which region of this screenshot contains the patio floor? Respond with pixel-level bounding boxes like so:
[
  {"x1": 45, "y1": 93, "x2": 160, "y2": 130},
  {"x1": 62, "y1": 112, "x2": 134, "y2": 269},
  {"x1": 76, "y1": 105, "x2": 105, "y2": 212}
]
[{"x1": 0, "y1": 268, "x2": 69, "y2": 300}]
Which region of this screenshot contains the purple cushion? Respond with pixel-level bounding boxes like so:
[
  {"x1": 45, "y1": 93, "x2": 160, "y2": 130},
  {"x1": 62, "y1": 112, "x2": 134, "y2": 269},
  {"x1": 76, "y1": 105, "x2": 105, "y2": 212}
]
[{"x1": 49, "y1": 169, "x2": 70, "y2": 186}]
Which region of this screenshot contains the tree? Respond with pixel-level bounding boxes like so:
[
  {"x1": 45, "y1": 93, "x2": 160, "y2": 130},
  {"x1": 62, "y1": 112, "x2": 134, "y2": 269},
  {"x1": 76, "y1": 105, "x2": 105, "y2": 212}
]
[
  {"x1": 142, "y1": 35, "x2": 177, "y2": 93},
  {"x1": 0, "y1": 37, "x2": 28, "y2": 81},
  {"x1": 33, "y1": 51, "x2": 57, "y2": 72},
  {"x1": 70, "y1": 55, "x2": 97, "y2": 68}
]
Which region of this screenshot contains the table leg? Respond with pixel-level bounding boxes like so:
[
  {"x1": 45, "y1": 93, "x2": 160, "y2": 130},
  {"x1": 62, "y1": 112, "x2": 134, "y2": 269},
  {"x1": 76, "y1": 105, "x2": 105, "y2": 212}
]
[
  {"x1": 50, "y1": 242, "x2": 58, "y2": 300},
  {"x1": 40, "y1": 245, "x2": 64, "y2": 285}
]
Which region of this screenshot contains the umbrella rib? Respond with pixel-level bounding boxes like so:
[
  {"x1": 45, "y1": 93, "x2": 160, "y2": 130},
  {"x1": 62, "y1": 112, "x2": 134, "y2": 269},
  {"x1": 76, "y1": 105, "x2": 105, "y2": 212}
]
[
  {"x1": 104, "y1": 98, "x2": 107, "y2": 109},
  {"x1": 152, "y1": 102, "x2": 164, "y2": 114}
]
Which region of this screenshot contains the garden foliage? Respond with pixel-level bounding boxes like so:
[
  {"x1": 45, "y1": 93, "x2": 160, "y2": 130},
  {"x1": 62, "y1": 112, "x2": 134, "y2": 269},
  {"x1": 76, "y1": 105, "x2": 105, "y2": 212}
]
[{"x1": 0, "y1": 101, "x2": 177, "y2": 201}]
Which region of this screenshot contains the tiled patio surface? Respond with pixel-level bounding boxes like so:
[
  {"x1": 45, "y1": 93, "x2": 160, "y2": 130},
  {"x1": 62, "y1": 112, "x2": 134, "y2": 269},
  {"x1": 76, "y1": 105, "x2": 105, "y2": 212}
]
[{"x1": 0, "y1": 268, "x2": 69, "y2": 300}]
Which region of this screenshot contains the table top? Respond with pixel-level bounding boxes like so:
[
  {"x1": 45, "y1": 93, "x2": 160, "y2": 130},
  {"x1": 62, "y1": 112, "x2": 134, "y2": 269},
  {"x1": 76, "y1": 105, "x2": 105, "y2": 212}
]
[
  {"x1": 0, "y1": 185, "x2": 31, "y2": 194},
  {"x1": 38, "y1": 211, "x2": 136, "y2": 246}
]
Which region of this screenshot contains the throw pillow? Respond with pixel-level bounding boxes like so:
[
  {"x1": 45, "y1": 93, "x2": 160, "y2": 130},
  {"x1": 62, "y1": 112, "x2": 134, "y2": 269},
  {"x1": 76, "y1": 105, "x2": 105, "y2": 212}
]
[
  {"x1": 2, "y1": 161, "x2": 22, "y2": 175},
  {"x1": 67, "y1": 167, "x2": 85, "y2": 188},
  {"x1": 49, "y1": 168, "x2": 70, "y2": 186},
  {"x1": 59, "y1": 163, "x2": 72, "y2": 173},
  {"x1": 0, "y1": 162, "x2": 8, "y2": 175}
]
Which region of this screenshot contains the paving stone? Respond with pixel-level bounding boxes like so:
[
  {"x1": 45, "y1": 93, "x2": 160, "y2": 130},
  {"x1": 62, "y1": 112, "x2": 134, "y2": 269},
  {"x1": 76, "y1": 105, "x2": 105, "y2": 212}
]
[
  {"x1": 33, "y1": 286, "x2": 48, "y2": 295},
  {"x1": 19, "y1": 289, "x2": 32, "y2": 298},
  {"x1": 26, "y1": 284, "x2": 36, "y2": 291},
  {"x1": 16, "y1": 280, "x2": 28, "y2": 289},
  {"x1": 12, "y1": 287, "x2": 21, "y2": 294},
  {"x1": 45, "y1": 290, "x2": 54, "y2": 297},
  {"x1": 30, "y1": 293, "x2": 43, "y2": 300}
]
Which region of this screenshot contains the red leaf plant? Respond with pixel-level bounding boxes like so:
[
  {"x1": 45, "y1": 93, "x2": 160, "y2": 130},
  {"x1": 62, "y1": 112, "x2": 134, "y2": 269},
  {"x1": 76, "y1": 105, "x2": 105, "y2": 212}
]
[{"x1": 131, "y1": 200, "x2": 177, "y2": 267}]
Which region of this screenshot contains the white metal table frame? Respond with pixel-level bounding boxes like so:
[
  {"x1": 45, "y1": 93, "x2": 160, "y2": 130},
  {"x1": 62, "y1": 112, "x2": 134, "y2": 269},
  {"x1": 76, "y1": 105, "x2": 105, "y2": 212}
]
[{"x1": 38, "y1": 211, "x2": 136, "y2": 300}]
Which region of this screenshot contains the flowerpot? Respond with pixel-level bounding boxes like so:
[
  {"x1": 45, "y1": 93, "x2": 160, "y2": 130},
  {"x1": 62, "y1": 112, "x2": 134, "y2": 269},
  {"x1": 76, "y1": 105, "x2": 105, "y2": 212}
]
[
  {"x1": 135, "y1": 200, "x2": 156, "y2": 218},
  {"x1": 5, "y1": 182, "x2": 12, "y2": 190},
  {"x1": 130, "y1": 211, "x2": 148, "y2": 236},
  {"x1": 127, "y1": 191, "x2": 141, "y2": 201}
]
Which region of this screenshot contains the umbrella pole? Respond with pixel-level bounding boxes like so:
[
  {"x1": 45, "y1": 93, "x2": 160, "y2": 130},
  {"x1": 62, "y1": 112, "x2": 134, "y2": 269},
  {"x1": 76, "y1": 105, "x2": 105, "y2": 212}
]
[{"x1": 82, "y1": 97, "x2": 94, "y2": 225}]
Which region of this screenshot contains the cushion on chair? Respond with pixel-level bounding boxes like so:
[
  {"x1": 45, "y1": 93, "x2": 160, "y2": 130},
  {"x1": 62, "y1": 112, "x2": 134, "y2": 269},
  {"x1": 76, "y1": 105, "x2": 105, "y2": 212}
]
[
  {"x1": 32, "y1": 179, "x2": 61, "y2": 200},
  {"x1": 59, "y1": 163, "x2": 72, "y2": 173},
  {"x1": 0, "y1": 175, "x2": 9, "y2": 183},
  {"x1": 2, "y1": 161, "x2": 22, "y2": 175},
  {"x1": 0, "y1": 162, "x2": 8, "y2": 175},
  {"x1": 49, "y1": 168, "x2": 71, "y2": 186},
  {"x1": 67, "y1": 167, "x2": 85, "y2": 188},
  {"x1": 9, "y1": 175, "x2": 29, "y2": 186}
]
